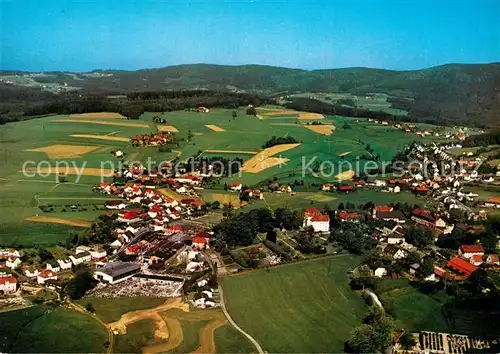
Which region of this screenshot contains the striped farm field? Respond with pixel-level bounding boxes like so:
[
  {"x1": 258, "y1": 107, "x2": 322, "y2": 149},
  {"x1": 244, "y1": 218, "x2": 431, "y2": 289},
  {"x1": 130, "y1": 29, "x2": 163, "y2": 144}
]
[
  {"x1": 157, "y1": 125, "x2": 179, "y2": 132},
  {"x1": 24, "y1": 216, "x2": 91, "y2": 227},
  {"x1": 69, "y1": 112, "x2": 126, "y2": 119},
  {"x1": 242, "y1": 143, "x2": 301, "y2": 171},
  {"x1": 69, "y1": 134, "x2": 130, "y2": 142},
  {"x1": 205, "y1": 124, "x2": 225, "y2": 132}
]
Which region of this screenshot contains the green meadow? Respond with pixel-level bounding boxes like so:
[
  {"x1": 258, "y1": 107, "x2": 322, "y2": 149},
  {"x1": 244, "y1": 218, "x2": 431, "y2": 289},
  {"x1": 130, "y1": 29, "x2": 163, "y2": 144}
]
[
  {"x1": 0, "y1": 306, "x2": 108, "y2": 353},
  {"x1": 221, "y1": 255, "x2": 366, "y2": 353},
  {"x1": 0, "y1": 108, "x2": 440, "y2": 247}
]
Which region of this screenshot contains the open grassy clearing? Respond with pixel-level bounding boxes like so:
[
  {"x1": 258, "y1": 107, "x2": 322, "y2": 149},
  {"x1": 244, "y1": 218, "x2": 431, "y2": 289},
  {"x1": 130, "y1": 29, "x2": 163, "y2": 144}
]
[
  {"x1": 78, "y1": 296, "x2": 168, "y2": 323},
  {"x1": 214, "y1": 325, "x2": 256, "y2": 353},
  {"x1": 53, "y1": 119, "x2": 150, "y2": 128},
  {"x1": 222, "y1": 255, "x2": 366, "y2": 353},
  {"x1": 375, "y1": 279, "x2": 451, "y2": 333},
  {"x1": 0, "y1": 306, "x2": 108, "y2": 353}
]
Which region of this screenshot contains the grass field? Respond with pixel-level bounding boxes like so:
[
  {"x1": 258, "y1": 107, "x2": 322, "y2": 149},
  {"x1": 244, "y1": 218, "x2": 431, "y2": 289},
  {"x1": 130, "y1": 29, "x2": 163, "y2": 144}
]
[
  {"x1": 0, "y1": 306, "x2": 108, "y2": 353},
  {"x1": 0, "y1": 107, "x2": 441, "y2": 246},
  {"x1": 221, "y1": 255, "x2": 366, "y2": 353},
  {"x1": 77, "y1": 296, "x2": 168, "y2": 323},
  {"x1": 375, "y1": 279, "x2": 451, "y2": 333},
  {"x1": 214, "y1": 325, "x2": 256, "y2": 353},
  {"x1": 114, "y1": 319, "x2": 157, "y2": 353}
]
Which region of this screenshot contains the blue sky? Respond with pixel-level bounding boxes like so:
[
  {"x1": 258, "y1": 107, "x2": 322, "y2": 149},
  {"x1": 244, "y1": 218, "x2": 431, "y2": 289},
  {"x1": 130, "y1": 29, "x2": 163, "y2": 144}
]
[{"x1": 1, "y1": 0, "x2": 499, "y2": 72}]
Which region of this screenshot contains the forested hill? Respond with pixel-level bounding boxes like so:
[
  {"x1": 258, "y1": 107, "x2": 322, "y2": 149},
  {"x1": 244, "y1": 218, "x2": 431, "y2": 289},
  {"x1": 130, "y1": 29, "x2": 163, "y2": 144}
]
[{"x1": 1, "y1": 63, "x2": 500, "y2": 126}]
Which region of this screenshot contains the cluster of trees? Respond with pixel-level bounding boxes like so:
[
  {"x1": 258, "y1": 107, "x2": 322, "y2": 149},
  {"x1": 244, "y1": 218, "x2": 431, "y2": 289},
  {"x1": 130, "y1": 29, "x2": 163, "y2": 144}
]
[
  {"x1": 262, "y1": 135, "x2": 299, "y2": 149},
  {"x1": 331, "y1": 221, "x2": 374, "y2": 254},
  {"x1": 347, "y1": 307, "x2": 395, "y2": 353},
  {"x1": 71, "y1": 213, "x2": 124, "y2": 247},
  {"x1": 212, "y1": 207, "x2": 302, "y2": 250},
  {"x1": 462, "y1": 130, "x2": 500, "y2": 147},
  {"x1": 182, "y1": 155, "x2": 244, "y2": 177},
  {"x1": 63, "y1": 266, "x2": 97, "y2": 300}
]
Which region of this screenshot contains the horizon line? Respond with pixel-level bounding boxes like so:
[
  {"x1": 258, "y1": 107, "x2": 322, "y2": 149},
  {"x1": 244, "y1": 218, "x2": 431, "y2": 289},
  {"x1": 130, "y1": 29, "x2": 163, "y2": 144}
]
[{"x1": 1, "y1": 61, "x2": 500, "y2": 74}]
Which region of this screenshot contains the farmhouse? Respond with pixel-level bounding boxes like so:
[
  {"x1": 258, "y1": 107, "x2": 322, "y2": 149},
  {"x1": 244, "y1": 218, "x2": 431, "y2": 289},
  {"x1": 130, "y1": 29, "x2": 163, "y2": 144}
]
[
  {"x1": 338, "y1": 185, "x2": 355, "y2": 193},
  {"x1": 105, "y1": 200, "x2": 127, "y2": 210},
  {"x1": 6, "y1": 257, "x2": 21, "y2": 269},
  {"x1": 45, "y1": 260, "x2": 61, "y2": 272},
  {"x1": 337, "y1": 211, "x2": 359, "y2": 222},
  {"x1": 230, "y1": 182, "x2": 242, "y2": 191},
  {"x1": 0, "y1": 273, "x2": 17, "y2": 294},
  {"x1": 383, "y1": 244, "x2": 407, "y2": 260},
  {"x1": 484, "y1": 196, "x2": 500, "y2": 208},
  {"x1": 37, "y1": 269, "x2": 57, "y2": 284},
  {"x1": 192, "y1": 236, "x2": 208, "y2": 249},
  {"x1": 374, "y1": 210, "x2": 406, "y2": 224},
  {"x1": 303, "y1": 208, "x2": 330, "y2": 233},
  {"x1": 94, "y1": 262, "x2": 140, "y2": 284},
  {"x1": 57, "y1": 258, "x2": 72, "y2": 270},
  {"x1": 117, "y1": 210, "x2": 143, "y2": 224},
  {"x1": 90, "y1": 248, "x2": 107, "y2": 262},
  {"x1": 458, "y1": 244, "x2": 484, "y2": 260},
  {"x1": 374, "y1": 267, "x2": 387, "y2": 278}
]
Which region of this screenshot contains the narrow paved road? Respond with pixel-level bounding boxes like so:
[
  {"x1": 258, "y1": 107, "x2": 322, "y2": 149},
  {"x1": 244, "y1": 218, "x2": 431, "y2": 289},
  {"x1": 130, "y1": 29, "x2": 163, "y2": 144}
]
[{"x1": 218, "y1": 285, "x2": 265, "y2": 354}]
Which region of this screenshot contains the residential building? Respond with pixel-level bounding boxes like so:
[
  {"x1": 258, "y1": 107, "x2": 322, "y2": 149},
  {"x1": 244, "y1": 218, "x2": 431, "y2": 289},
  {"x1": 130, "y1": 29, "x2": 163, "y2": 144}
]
[
  {"x1": 303, "y1": 208, "x2": 330, "y2": 233},
  {"x1": 94, "y1": 262, "x2": 140, "y2": 284},
  {"x1": 6, "y1": 257, "x2": 21, "y2": 270},
  {"x1": 57, "y1": 259, "x2": 72, "y2": 270},
  {"x1": 37, "y1": 269, "x2": 57, "y2": 284},
  {"x1": 458, "y1": 244, "x2": 484, "y2": 260},
  {"x1": 0, "y1": 273, "x2": 17, "y2": 293},
  {"x1": 383, "y1": 244, "x2": 407, "y2": 260},
  {"x1": 337, "y1": 211, "x2": 359, "y2": 222},
  {"x1": 70, "y1": 251, "x2": 91, "y2": 266},
  {"x1": 374, "y1": 267, "x2": 387, "y2": 278},
  {"x1": 486, "y1": 254, "x2": 499, "y2": 265}
]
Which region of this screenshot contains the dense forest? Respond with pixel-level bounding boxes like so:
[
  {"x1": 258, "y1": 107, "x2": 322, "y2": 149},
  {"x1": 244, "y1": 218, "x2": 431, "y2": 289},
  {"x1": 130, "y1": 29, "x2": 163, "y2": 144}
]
[{"x1": 1, "y1": 62, "x2": 499, "y2": 126}]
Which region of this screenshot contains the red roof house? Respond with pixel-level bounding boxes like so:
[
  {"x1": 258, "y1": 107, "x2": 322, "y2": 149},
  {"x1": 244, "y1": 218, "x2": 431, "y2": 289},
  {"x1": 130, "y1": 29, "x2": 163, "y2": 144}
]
[
  {"x1": 338, "y1": 211, "x2": 359, "y2": 222},
  {"x1": 459, "y1": 244, "x2": 485, "y2": 255},
  {"x1": 447, "y1": 256, "x2": 478, "y2": 277},
  {"x1": 375, "y1": 205, "x2": 394, "y2": 212},
  {"x1": 338, "y1": 185, "x2": 355, "y2": 192}
]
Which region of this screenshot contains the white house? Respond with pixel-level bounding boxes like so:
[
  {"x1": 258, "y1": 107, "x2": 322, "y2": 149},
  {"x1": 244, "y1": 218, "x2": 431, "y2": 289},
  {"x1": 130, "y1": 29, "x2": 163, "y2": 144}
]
[
  {"x1": 0, "y1": 273, "x2": 17, "y2": 293},
  {"x1": 374, "y1": 267, "x2": 387, "y2": 278},
  {"x1": 70, "y1": 251, "x2": 91, "y2": 266},
  {"x1": 197, "y1": 279, "x2": 208, "y2": 287},
  {"x1": 303, "y1": 208, "x2": 330, "y2": 233},
  {"x1": 57, "y1": 259, "x2": 72, "y2": 270},
  {"x1": 230, "y1": 182, "x2": 242, "y2": 191},
  {"x1": 24, "y1": 268, "x2": 39, "y2": 278},
  {"x1": 458, "y1": 244, "x2": 484, "y2": 259},
  {"x1": 45, "y1": 262, "x2": 60, "y2": 273},
  {"x1": 6, "y1": 257, "x2": 21, "y2": 270},
  {"x1": 89, "y1": 248, "x2": 107, "y2": 262},
  {"x1": 37, "y1": 269, "x2": 57, "y2": 284},
  {"x1": 383, "y1": 244, "x2": 407, "y2": 260},
  {"x1": 186, "y1": 261, "x2": 205, "y2": 273}
]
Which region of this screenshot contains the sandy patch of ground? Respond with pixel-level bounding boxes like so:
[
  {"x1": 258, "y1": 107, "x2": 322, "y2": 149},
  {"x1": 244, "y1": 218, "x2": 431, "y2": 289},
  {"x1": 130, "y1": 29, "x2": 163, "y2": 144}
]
[
  {"x1": 305, "y1": 193, "x2": 336, "y2": 202},
  {"x1": 193, "y1": 315, "x2": 227, "y2": 354},
  {"x1": 205, "y1": 125, "x2": 225, "y2": 132},
  {"x1": 70, "y1": 134, "x2": 130, "y2": 142},
  {"x1": 108, "y1": 298, "x2": 188, "y2": 336},
  {"x1": 255, "y1": 114, "x2": 265, "y2": 120},
  {"x1": 69, "y1": 112, "x2": 126, "y2": 119},
  {"x1": 335, "y1": 169, "x2": 355, "y2": 181},
  {"x1": 53, "y1": 119, "x2": 150, "y2": 128},
  {"x1": 205, "y1": 149, "x2": 257, "y2": 155},
  {"x1": 304, "y1": 124, "x2": 335, "y2": 135},
  {"x1": 242, "y1": 143, "x2": 300, "y2": 171},
  {"x1": 245, "y1": 157, "x2": 290, "y2": 173},
  {"x1": 157, "y1": 125, "x2": 179, "y2": 133},
  {"x1": 143, "y1": 316, "x2": 183, "y2": 354},
  {"x1": 193, "y1": 132, "x2": 204, "y2": 136},
  {"x1": 21, "y1": 166, "x2": 114, "y2": 177},
  {"x1": 24, "y1": 216, "x2": 91, "y2": 227},
  {"x1": 297, "y1": 112, "x2": 325, "y2": 119},
  {"x1": 26, "y1": 144, "x2": 101, "y2": 159},
  {"x1": 338, "y1": 151, "x2": 352, "y2": 157},
  {"x1": 157, "y1": 188, "x2": 184, "y2": 201}
]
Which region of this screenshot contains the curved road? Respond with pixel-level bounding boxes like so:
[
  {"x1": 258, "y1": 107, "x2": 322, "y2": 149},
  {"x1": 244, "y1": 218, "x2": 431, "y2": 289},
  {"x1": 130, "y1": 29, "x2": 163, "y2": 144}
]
[{"x1": 218, "y1": 285, "x2": 265, "y2": 354}]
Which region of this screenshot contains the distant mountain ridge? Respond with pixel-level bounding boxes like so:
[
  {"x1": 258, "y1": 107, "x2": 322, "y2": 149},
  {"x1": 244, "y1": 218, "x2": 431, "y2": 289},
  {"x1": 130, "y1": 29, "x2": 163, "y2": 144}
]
[{"x1": 1, "y1": 63, "x2": 500, "y2": 126}]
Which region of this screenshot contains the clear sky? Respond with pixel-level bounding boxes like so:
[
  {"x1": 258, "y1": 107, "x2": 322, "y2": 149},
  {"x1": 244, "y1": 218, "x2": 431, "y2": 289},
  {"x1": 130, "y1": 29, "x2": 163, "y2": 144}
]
[{"x1": 1, "y1": 0, "x2": 499, "y2": 72}]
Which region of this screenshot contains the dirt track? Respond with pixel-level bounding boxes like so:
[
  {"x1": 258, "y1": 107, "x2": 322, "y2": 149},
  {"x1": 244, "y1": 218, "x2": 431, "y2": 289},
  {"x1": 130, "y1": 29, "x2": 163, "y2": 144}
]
[{"x1": 205, "y1": 125, "x2": 225, "y2": 132}]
